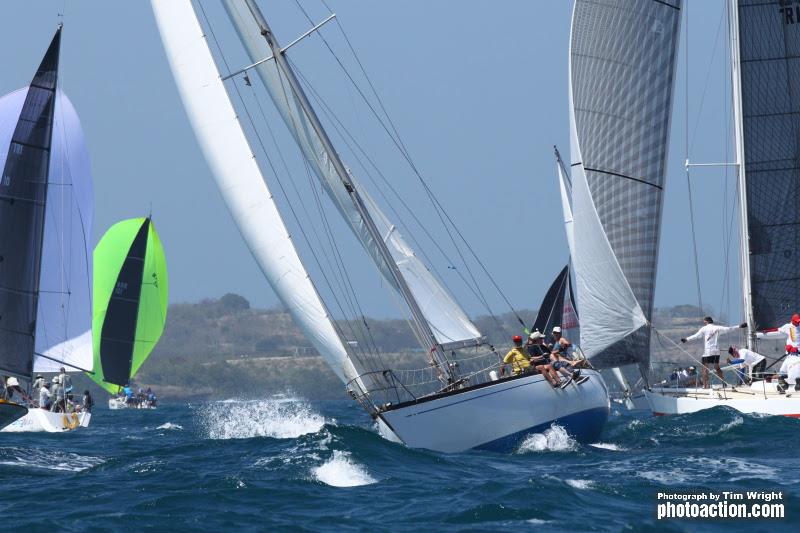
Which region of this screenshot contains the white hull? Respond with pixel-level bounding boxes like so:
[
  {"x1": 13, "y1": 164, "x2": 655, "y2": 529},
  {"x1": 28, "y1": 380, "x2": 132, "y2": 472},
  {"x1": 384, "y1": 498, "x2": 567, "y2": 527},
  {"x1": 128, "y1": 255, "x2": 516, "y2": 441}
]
[
  {"x1": 645, "y1": 381, "x2": 800, "y2": 417},
  {"x1": 378, "y1": 369, "x2": 609, "y2": 453},
  {"x1": 2, "y1": 409, "x2": 91, "y2": 433},
  {"x1": 108, "y1": 397, "x2": 156, "y2": 410}
]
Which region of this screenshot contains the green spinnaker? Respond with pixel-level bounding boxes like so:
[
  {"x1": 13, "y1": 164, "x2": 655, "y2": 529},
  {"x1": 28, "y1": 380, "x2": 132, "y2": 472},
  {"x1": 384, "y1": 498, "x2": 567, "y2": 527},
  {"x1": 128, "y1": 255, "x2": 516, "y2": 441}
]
[{"x1": 88, "y1": 218, "x2": 168, "y2": 394}]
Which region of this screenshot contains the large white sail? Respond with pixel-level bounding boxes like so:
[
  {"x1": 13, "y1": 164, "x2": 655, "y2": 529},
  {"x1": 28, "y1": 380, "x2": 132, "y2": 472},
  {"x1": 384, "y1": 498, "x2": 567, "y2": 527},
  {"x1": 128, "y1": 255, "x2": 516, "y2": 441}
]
[
  {"x1": 222, "y1": 0, "x2": 482, "y2": 348},
  {"x1": 151, "y1": 0, "x2": 358, "y2": 383}
]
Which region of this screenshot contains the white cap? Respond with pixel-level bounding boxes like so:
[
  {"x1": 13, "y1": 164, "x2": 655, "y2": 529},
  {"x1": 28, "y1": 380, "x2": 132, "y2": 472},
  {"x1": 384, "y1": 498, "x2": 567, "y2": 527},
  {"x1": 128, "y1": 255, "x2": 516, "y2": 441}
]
[
  {"x1": 552, "y1": 326, "x2": 562, "y2": 333},
  {"x1": 529, "y1": 331, "x2": 545, "y2": 340},
  {"x1": 6, "y1": 377, "x2": 19, "y2": 387}
]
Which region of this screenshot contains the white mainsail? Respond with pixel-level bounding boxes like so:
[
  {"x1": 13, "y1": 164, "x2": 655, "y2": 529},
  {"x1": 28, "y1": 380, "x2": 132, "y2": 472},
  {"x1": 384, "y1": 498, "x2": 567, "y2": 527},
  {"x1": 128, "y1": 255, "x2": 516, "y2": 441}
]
[
  {"x1": 151, "y1": 0, "x2": 358, "y2": 384},
  {"x1": 221, "y1": 0, "x2": 482, "y2": 348},
  {"x1": 556, "y1": 152, "x2": 575, "y2": 259}
]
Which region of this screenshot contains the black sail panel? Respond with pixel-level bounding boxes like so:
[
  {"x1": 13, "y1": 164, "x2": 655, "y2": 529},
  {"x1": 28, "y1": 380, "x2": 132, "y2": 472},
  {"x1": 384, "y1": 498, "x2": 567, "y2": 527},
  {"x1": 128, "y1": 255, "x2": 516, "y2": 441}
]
[
  {"x1": 532, "y1": 265, "x2": 569, "y2": 336},
  {"x1": 99, "y1": 219, "x2": 150, "y2": 386},
  {"x1": 0, "y1": 29, "x2": 61, "y2": 378},
  {"x1": 738, "y1": 0, "x2": 800, "y2": 329}
]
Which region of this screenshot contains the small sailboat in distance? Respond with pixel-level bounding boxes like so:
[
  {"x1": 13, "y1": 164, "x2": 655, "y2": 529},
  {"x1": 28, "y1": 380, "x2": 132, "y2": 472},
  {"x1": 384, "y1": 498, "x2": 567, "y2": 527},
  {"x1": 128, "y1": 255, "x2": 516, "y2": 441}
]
[
  {"x1": 89, "y1": 217, "x2": 168, "y2": 409},
  {"x1": 1, "y1": 25, "x2": 94, "y2": 432},
  {"x1": 153, "y1": 0, "x2": 610, "y2": 452}
]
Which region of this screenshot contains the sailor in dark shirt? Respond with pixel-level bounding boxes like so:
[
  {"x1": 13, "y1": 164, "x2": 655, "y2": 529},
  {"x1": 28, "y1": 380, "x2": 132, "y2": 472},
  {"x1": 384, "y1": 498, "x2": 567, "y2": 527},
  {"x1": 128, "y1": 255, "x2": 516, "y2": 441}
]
[{"x1": 525, "y1": 331, "x2": 561, "y2": 387}]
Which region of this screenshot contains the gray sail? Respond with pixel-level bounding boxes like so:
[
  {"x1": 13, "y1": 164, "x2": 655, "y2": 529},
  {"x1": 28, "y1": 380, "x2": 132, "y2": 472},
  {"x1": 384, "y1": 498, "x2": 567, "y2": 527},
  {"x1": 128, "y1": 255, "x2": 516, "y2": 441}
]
[
  {"x1": 569, "y1": 0, "x2": 681, "y2": 368},
  {"x1": 735, "y1": 0, "x2": 800, "y2": 330},
  {"x1": 0, "y1": 29, "x2": 61, "y2": 379}
]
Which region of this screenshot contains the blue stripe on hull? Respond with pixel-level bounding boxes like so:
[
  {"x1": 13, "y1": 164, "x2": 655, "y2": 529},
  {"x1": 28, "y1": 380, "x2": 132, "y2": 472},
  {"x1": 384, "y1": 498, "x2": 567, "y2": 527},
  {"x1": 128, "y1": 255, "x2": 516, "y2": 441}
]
[{"x1": 475, "y1": 406, "x2": 609, "y2": 453}]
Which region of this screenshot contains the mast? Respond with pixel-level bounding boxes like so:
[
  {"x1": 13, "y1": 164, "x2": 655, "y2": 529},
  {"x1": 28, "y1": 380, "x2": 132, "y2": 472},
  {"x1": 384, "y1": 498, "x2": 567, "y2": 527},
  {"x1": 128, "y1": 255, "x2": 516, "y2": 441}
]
[
  {"x1": 728, "y1": 0, "x2": 754, "y2": 348},
  {"x1": 240, "y1": 0, "x2": 452, "y2": 379},
  {"x1": 0, "y1": 26, "x2": 62, "y2": 380}
]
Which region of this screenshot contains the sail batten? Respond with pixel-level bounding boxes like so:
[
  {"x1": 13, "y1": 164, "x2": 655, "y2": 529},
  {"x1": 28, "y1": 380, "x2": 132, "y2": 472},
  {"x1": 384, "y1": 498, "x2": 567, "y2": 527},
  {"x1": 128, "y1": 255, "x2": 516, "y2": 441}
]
[
  {"x1": 222, "y1": 0, "x2": 483, "y2": 349},
  {"x1": 152, "y1": 0, "x2": 358, "y2": 384},
  {"x1": 569, "y1": 0, "x2": 682, "y2": 367}
]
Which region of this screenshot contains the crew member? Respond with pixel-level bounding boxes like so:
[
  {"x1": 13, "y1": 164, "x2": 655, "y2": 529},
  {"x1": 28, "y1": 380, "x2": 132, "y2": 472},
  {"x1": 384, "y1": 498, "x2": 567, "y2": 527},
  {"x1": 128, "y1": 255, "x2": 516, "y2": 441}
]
[
  {"x1": 526, "y1": 332, "x2": 561, "y2": 387},
  {"x1": 778, "y1": 314, "x2": 800, "y2": 353},
  {"x1": 726, "y1": 346, "x2": 767, "y2": 384},
  {"x1": 681, "y1": 316, "x2": 746, "y2": 388},
  {"x1": 502, "y1": 335, "x2": 531, "y2": 376}
]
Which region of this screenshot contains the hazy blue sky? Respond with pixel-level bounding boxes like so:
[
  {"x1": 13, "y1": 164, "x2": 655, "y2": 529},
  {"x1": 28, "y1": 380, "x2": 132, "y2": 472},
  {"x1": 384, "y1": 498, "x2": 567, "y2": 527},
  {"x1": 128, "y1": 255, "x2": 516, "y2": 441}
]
[{"x1": 1, "y1": 1, "x2": 742, "y2": 322}]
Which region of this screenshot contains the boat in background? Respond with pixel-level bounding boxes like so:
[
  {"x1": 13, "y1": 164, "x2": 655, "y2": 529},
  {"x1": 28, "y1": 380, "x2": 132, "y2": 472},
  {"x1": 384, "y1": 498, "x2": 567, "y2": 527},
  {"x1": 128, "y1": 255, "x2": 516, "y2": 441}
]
[
  {"x1": 88, "y1": 217, "x2": 168, "y2": 410},
  {"x1": 645, "y1": 0, "x2": 800, "y2": 416},
  {"x1": 0, "y1": 25, "x2": 95, "y2": 433},
  {"x1": 153, "y1": 0, "x2": 610, "y2": 453}
]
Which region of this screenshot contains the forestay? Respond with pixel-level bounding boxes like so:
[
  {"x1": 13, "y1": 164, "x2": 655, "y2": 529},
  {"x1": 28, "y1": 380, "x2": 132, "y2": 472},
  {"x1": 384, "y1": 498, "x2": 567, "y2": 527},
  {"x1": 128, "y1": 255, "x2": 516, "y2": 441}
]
[
  {"x1": 569, "y1": 0, "x2": 682, "y2": 367},
  {"x1": 152, "y1": 0, "x2": 358, "y2": 383},
  {"x1": 735, "y1": 0, "x2": 800, "y2": 330},
  {"x1": 222, "y1": 0, "x2": 482, "y2": 348}
]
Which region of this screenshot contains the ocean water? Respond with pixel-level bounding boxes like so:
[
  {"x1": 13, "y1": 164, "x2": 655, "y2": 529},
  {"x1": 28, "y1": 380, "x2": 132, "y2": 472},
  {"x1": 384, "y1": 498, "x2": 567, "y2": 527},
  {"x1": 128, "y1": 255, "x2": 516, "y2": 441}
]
[{"x1": 2, "y1": 396, "x2": 798, "y2": 532}]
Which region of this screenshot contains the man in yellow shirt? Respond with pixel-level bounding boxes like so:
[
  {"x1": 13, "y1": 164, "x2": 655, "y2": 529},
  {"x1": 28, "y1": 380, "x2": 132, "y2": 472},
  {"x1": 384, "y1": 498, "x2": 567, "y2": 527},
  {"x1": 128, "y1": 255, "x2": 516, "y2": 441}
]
[{"x1": 502, "y1": 335, "x2": 531, "y2": 376}]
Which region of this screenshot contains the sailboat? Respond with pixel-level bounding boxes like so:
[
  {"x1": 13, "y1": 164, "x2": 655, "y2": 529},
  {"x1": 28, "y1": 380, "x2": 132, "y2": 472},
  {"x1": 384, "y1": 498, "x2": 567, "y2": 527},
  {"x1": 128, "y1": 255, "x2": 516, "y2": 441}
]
[
  {"x1": 547, "y1": 0, "x2": 683, "y2": 411},
  {"x1": 89, "y1": 217, "x2": 168, "y2": 410},
  {"x1": 1, "y1": 26, "x2": 94, "y2": 432},
  {"x1": 152, "y1": 0, "x2": 610, "y2": 453},
  {"x1": 645, "y1": 0, "x2": 800, "y2": 416}
]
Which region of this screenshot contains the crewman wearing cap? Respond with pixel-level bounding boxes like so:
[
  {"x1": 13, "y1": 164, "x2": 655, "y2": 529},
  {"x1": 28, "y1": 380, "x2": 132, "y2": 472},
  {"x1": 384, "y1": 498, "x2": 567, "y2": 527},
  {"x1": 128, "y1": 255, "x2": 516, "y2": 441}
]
[
  {"x1": 502, "y1": 335, "x2": 531, "y2": 376},
  {"x1": 778, "y1": 313, "x2": 800, "y2": 353}
]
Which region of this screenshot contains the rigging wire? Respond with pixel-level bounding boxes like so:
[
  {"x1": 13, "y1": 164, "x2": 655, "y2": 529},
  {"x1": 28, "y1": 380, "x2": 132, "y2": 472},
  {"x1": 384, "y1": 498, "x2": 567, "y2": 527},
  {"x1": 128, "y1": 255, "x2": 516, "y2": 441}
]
[
  {"x1": 196, "y1": 1, "x2": 381, "y2": 374},
  {"x1": 292, "y1": 0, "x2": 525, "y2": 330},
  {"x1": 683, "y1": 1, "x2": 704, "y2": 316},
  {"x1": 288, "y1": 59, "x2": 501, "y2": 323}
]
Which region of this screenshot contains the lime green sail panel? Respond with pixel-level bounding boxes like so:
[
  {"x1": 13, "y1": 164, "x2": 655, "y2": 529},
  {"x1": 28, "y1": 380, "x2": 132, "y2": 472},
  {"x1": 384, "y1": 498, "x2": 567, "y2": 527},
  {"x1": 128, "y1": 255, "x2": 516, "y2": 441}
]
[{"x1": 88, "y1": 218, "x2": 168, "y2": 393}]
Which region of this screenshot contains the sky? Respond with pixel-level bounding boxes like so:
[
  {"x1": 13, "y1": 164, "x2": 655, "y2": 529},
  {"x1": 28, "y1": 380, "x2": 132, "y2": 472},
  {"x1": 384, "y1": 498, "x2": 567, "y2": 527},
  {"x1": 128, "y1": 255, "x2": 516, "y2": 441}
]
[{"x1": 0, "y1": 1, "x2": 743, "y2": 322}]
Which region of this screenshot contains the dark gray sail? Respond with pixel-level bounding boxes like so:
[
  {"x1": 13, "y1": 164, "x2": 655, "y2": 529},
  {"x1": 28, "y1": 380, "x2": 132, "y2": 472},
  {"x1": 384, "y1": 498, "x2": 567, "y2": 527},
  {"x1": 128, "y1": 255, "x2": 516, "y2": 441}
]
[
  {"x1": 532, "y1": 265, "x2": 570, "y2": 336},
  {"x1": 0, "y1": 28, "x2": 61, "y2": 378},
  {"x1": 736, "y1": 0, "x2": 800, "y2": 330},
  {"x1": 569, "y1": 0, "x2": 682, "y2": 368}
]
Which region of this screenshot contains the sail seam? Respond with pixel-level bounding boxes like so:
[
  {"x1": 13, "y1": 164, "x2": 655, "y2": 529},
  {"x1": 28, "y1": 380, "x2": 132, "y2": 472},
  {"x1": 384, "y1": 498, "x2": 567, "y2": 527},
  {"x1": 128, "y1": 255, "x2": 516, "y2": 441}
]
[{"x1": 582, "y1": 166, "x2": 663, "y2": 190}]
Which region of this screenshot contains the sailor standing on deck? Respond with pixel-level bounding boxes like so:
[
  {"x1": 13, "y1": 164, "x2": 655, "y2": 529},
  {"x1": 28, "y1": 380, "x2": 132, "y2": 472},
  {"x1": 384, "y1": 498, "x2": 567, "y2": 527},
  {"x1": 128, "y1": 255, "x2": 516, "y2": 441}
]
[{"x1": 681, "y1": 316, "x2": 747, "y2": 389}]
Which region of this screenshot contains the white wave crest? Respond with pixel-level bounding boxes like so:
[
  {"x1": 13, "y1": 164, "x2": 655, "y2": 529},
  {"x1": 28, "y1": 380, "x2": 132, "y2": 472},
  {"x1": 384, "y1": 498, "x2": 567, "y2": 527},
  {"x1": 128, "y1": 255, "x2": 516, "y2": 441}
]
[
  {"x1": 566, "y1": 479, "x2": 594, "y2": 490},
  {"x1": 516, "y1": 425, "x2": 577, "y2": 453},
  {"x1": 156, "y1": 422, "x2": 183, "y2": 431},
  {"x1": 312, "y1": 451, "x2": 376, "y2": 487},
  {"x1": 199, "y1": 397, "x2": 327, "y2": 440},
  {"x1": 590, "y1": 442, "x2": 628, "y2": 452},
  {"x1": 0, "y1": 447, "x2": 103, "y2": 472}
]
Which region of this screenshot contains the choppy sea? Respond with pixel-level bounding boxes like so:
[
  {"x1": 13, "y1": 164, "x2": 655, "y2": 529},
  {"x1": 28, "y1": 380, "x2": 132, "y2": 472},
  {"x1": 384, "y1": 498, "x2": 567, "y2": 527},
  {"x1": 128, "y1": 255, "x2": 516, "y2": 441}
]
[{"x1": 1, "y1": 396, "x2": 798, "y2": 531}]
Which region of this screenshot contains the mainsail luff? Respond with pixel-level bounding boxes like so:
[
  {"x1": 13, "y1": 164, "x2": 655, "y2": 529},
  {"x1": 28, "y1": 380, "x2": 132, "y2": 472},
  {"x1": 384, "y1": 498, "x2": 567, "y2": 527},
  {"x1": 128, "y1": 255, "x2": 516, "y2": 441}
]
[
  {"x1": 222, "y1": 0, "x2": 483, "y2": 353},
  {"x1": 151, "y1": 0, "x2": 358, "y2": 384},
  {"x1": 569, "y1": 0, "x2": 682, "y2": 368},
  {"x1": 731, "y1": 0, "x2": 800, "y2": 334},
  {"x1": 0, "y1": 28, "x2": 61, "y2": 379}
]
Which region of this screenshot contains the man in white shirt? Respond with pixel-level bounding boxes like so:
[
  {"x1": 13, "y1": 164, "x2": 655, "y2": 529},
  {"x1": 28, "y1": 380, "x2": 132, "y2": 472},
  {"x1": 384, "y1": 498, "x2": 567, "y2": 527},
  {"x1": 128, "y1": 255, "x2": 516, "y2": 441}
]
[
  {"x1": 777, "y1": 314, "x2": 800, "y2": 352},
  {"x1": 726, "y1": 346, "x2": 767, "y2": 384},
  {"x1": 681, "y1": 316, "x2": 747, "y2": 388}
]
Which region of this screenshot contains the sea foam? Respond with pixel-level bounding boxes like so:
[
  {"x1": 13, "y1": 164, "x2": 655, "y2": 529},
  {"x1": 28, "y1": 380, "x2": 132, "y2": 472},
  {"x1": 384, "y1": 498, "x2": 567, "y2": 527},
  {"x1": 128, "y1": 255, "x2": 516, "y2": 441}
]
[
  {"x1": 0, "y1": 447, "x2": 103, "y2": 472},
  {"x1": 312, "y1": 451, "x2": 376, "y2": 487},
  {"x1": 199, "y1": 397, "x2": 326, "y2": 440},
  {"x1": 516, "y1": 424, "x2": 577, "y2": 453}
]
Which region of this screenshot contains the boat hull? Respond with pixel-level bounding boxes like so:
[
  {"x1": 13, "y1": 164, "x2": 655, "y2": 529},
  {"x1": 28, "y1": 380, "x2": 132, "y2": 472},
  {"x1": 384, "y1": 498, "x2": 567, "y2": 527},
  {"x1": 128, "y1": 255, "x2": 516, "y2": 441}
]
[
  {"x1": 378, "y1": 369, "x2": 609, "y2": 453},
  {"x1": 1, "y1": 409, "x2": 91, "y2": 433},
  {"x1": 0, "y1": 401, "x2": 28, "y2": 431},
  {"x1": 645, "y1": 382, "x2": 800, "y2": 416}
]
